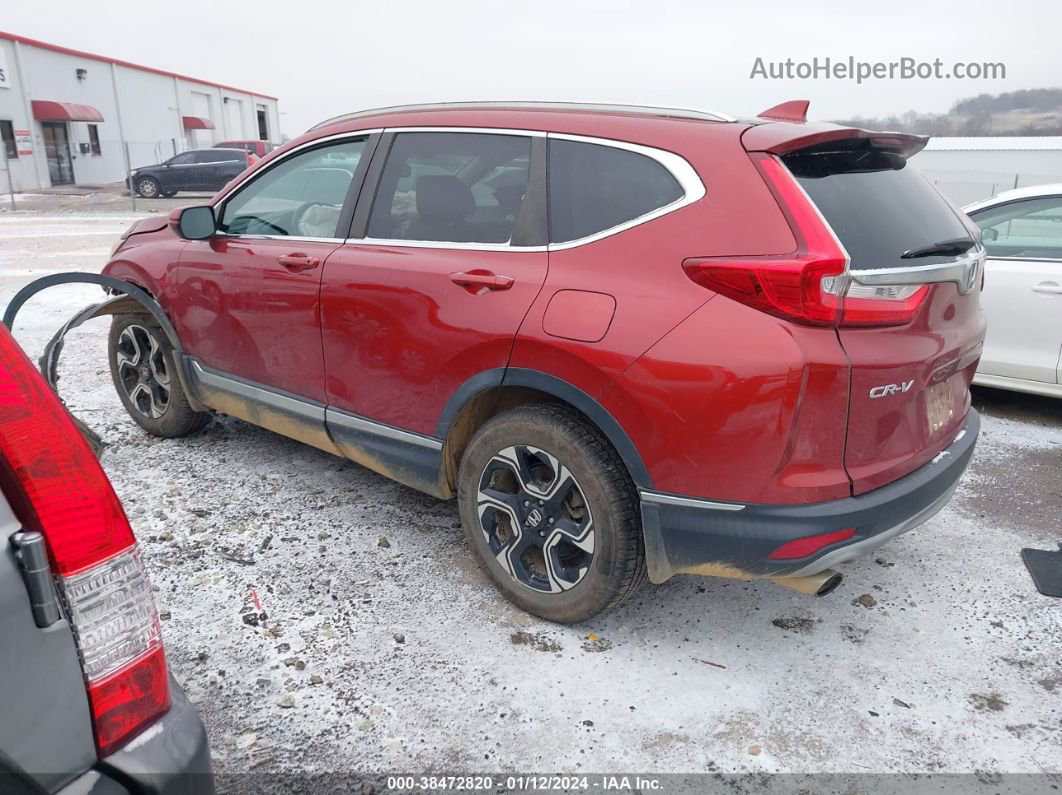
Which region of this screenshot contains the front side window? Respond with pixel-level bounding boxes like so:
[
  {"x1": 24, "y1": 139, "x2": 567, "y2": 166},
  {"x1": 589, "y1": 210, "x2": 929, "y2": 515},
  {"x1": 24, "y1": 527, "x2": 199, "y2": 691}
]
[
  {"x1": 548, "y1": 139, "x2": 684, "y2": 244},
  {"x1": 0, "y1": 121, "x2": 15, "y2": 160},
  {"x1": 219, "y1": 138, "x2": 366, "y2": 238},
  {"x1": 972, "y1": 196, "x2": 1062, "y2": 261},
  {"x1": 168, "y1": 152, "x2": 195, "y2": 166},
  {"x1": 367, "y1": 132, "x2": 531, "y2": 244}
]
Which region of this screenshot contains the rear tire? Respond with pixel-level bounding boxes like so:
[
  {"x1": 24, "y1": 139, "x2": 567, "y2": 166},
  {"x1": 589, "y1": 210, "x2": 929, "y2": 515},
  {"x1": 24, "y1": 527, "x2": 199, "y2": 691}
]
[
  {"x1": 108, "y1": 315, "x2": 209, "y2": 438},
  {"x1": 458, "y1": 403, "x2": 645, "y2": 623}
]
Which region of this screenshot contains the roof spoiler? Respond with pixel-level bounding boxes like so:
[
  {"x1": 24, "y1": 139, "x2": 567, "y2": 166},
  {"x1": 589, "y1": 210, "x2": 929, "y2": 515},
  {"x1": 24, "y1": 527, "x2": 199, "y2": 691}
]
[{"x1": 743, "y1": 122, "x2": 928, "y2": 159}]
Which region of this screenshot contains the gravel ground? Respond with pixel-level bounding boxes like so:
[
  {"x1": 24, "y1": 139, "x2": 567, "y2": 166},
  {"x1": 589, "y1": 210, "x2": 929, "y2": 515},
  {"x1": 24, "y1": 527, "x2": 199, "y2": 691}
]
[{"x1": 1, "y1": 209, "x2": 1060, "y2": 788}]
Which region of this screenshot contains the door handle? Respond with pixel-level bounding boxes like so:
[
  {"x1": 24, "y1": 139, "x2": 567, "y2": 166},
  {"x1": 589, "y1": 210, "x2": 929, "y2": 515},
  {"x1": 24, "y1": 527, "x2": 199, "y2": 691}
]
[
  {"x1": 449, "y1": 270, "x2": 514, "y2": 291},
  {"x1": 1032, "y1": 282, "x2": 1062, "y2": 294},
  {"x1": 278, "y1": 253, "x2": 320, "y2": 273}
]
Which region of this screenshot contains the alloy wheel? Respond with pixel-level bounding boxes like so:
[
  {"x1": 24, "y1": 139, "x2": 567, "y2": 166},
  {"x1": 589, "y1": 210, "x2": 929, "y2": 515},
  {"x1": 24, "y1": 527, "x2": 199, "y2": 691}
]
[
  {"x1": 477, "y1": 445, "x2": 595, "y2": 593},
  {"x1": 137, "y1": 178, "x2": 159, "y2": 198},
  {"x1": 115, "y1": 325, "x2": 171, "y2": 418}
]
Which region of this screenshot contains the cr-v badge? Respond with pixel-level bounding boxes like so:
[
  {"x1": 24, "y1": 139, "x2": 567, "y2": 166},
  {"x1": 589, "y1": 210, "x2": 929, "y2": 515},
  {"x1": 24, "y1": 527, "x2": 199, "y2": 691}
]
[{"x1": 869, "y1": 380, "x2": 915, "y2": 399}]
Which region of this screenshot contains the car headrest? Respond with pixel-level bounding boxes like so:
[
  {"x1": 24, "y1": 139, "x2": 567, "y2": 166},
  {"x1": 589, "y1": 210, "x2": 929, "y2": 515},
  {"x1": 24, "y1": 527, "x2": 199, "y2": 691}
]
[
  {"x1": 300, "y1": 167, "x2": 353, "y2": 206},
  {"x1": 416, "y1": 175, "x2": 475, "y2": 223}
]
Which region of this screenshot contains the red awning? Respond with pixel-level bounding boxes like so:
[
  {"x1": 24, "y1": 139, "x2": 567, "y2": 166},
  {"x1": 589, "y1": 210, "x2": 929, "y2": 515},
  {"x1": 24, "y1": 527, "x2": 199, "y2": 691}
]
[
  {"x1": 182, "y1": 115, "x2": 215, "y2": 130},
  {"x1": 31, "y1": 101, "x2": 104, "y2": 123}
]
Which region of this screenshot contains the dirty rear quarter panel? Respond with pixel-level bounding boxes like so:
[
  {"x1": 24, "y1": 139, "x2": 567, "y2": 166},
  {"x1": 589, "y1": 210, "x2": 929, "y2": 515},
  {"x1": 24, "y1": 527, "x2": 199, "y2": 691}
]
[{"x1": 607, "y1": 297, "x2": 852, "y2": 504}]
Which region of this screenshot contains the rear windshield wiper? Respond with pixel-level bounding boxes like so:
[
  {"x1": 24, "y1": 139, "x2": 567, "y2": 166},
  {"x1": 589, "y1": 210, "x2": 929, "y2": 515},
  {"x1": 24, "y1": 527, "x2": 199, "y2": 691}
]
[{"x1": 901, "y1": 237, "x2": 975, "y2": 259}]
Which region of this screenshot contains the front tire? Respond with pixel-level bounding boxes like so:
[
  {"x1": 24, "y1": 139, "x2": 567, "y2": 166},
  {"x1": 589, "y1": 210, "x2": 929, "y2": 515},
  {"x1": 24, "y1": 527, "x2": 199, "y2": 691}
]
[
  {"x1": 109, "y1": 315, "x2": 209, "y2": 437},
  {"x1": 135, "y1": 177, "x2": 161, "y2": 198},
  {"x1": 458, "y1": 403, "x2": 645, "y2": 623}
]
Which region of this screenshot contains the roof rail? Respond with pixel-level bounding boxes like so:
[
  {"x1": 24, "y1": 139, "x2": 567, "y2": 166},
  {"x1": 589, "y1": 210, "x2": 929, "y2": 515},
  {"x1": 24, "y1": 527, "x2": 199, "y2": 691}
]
[{"x1": 309, "y1": 101, "x2": 737, "y2": 131}]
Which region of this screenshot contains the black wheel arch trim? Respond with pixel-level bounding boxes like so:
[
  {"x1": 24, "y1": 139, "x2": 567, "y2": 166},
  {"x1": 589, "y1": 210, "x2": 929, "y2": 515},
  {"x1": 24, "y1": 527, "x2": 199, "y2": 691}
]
[
  {"x1": 436, "y1": 367, "x2": 654, "y2": 489},
  {"x1": 2, "y1": 272, "x2": 204, "y2": 413}
]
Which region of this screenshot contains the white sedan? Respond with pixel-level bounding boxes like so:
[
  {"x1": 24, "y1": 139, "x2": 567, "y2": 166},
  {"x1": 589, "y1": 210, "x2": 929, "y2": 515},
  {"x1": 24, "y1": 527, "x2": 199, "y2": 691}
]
[{"x1": 965, "y1": 184, "x2": 1062, "y2": 398}]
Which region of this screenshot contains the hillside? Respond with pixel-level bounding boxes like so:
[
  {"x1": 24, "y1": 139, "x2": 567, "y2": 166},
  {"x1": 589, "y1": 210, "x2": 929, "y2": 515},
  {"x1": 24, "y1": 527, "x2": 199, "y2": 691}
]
[{"x1": 831, "y1": 88, "x2": 1062, "y2": 135}]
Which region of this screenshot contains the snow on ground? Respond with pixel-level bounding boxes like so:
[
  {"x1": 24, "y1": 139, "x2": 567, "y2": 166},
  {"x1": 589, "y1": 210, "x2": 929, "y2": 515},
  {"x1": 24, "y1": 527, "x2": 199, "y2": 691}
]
[{"x1": 1, "y1": 212, "x2": 1060, "y2": 784}]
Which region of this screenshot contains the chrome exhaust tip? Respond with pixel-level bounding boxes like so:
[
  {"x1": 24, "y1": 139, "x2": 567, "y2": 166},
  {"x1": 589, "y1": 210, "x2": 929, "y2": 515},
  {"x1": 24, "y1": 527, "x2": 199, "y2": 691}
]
[{"x1": 771, "y1": 569, "x2": 843, "y2": 597}]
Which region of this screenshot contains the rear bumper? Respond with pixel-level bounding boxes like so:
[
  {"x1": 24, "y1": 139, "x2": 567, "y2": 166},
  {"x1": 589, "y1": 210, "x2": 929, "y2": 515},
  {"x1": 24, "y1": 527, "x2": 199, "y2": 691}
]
[
  {"x1": 640, "y1": 409, "x2": 980, "y2": 583},
  {"x1": 59, "y1": 677, "x2": 214, "y2": 795}
]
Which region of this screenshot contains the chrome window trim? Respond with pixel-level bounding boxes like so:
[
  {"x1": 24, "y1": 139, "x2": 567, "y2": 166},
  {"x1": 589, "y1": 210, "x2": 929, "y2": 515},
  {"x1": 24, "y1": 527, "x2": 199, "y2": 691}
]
[
  {"x1": 639, "y1": 489, "x2": 746, "y2": 512},
  {"x1": 212, "y1": 127, "x2": 708, "y2": 253},
  {"x1": 354, "y1": 128, "x2": 706, "y2": 253},
  {"x1": 214, "y1": 128, "x2": 381, "y2": 241},
  {"x1": 546, "y1": 132, "x2": 706, "y2": 251},
  {"x1": 347, "y1": 238, "x2": 548, "y2": 253}
]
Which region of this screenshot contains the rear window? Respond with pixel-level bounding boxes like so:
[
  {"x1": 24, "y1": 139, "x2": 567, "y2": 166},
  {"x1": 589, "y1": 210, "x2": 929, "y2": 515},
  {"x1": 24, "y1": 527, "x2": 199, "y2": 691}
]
[{"x1": 783, "y1": 149, "x2": 973, "y2": 270}]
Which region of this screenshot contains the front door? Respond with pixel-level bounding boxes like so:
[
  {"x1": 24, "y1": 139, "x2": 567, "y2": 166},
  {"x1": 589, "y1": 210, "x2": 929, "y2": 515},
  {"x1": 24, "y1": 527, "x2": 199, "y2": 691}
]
[
  {"x1": 173, "y1": 135, "x2": 371, "y2": 402},
  {"x1": 320, "y1": 130, "x2": 548, "y2": 437},
  {"x1": 971, "y1": 196, "x2": 1062, "y2": 384},
  {"x1": 41, "y1": 122, "x2": 74, "y2": 185}
]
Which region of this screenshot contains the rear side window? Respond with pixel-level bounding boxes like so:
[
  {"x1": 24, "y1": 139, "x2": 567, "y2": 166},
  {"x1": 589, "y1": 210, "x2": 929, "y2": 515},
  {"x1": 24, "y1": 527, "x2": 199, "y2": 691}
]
[
  {"x1": 198, "y1": 150, "x2": 243, "y2": 163},
  {"x1": 971, "y1": 196, "x2": 1062, "y2": 260},
  {"x1": 548, "y1": 139, "x2": 684, "y2": 244},
  {"x1": 784, "y1": 149, "x2": 973, "y2": 270},
  {"x1": 367, "y1": 132, "x2": 531, "y2": 245}
]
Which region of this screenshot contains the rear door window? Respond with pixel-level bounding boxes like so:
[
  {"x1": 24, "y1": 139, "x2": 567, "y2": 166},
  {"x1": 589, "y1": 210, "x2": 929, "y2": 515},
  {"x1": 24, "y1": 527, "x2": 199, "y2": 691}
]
[
  {"x1": 784, "y1": 149, "x2": 973, "y2": 270},
  {"x1": 971, "y1": 196, "x2": 1062, "y2": 260},
  {"x1": 366, "y1": 132, "x2": 532, "y2": 245},
  {"x1": 547, "y1": 139, "x2": 684, "y2": 244}
]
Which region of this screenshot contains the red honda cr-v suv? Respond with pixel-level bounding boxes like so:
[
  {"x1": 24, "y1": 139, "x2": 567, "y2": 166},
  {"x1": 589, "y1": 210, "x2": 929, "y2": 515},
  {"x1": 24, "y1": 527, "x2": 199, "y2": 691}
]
[{"x1": 99, "y1": 101, "x2": 985, "y2": 622}]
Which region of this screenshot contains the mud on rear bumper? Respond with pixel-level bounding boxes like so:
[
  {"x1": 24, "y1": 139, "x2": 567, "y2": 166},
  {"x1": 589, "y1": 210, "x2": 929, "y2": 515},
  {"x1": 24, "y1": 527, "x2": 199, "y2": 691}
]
[{"x1": 639, "y1": 409, "x2": 980, "y2": 584}]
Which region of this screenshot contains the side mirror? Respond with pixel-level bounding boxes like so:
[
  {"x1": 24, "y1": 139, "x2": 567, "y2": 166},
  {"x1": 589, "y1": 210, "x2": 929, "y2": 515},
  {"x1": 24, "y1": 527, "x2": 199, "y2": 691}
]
[
  {"x1": 177, "y1": 205, "x2": 216, "y2": 240},
  {"x1": 981, "y1": 227, "x2": 998, "y2": 242}
]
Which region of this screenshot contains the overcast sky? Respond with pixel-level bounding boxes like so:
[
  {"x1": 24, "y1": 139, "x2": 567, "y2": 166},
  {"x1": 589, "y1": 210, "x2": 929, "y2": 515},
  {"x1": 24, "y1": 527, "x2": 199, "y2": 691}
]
[{"x1": 6, "y1": 0, "x2": 1060, "y2": 138}]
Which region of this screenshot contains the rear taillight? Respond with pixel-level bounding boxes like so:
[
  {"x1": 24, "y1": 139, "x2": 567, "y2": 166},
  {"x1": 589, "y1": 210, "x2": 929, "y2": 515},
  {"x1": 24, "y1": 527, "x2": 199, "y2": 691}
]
[
  {"x1": 0, "y1": 325, "x2": 169, "y2": 757},
  {"x1": 683, "y1": 154, "x2": 928, "y2": 327}
]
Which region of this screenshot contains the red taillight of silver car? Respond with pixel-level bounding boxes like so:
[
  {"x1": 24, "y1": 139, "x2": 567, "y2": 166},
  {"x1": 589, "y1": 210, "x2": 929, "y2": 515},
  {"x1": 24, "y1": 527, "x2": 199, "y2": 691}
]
[
  {"x1": 0, "y1": 324, "x2": 170, "y2": 757},
  {"x1": 683, "y1": 153, "x2": 929, "y2": 328}
]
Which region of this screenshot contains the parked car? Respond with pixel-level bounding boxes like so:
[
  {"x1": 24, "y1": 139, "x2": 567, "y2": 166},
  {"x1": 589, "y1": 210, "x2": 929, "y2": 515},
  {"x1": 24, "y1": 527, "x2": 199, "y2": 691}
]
[
  {"x1": 102, "y1": 101, "x2": 984, "y2": 622},
  {"x1": 0, "y1": 323, "x2": 213, "y2": 792},
  {"x1": 214, "y1": 139, "x2": 274, "y2": 158},
  {"x1": 128, "y1": 148, "x2": 250, "y2": 198},
  {"x1": 965, "y1": 185, "x2": 1062, "y2": 398}
]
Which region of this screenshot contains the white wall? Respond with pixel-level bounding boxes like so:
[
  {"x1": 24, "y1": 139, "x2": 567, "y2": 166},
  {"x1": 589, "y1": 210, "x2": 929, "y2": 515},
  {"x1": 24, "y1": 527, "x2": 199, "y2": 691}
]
[{"x1": 0, "y1": 35, "x2": 280, "y2": 191}]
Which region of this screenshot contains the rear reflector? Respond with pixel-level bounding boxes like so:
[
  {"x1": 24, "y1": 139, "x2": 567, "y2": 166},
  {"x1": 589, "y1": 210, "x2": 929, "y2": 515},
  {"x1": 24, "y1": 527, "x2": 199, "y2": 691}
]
[
  {"x1": 683, "y1": 153, "x2": 928, "y2": 327},
  {"x1": 767, "y1": 528, "x2": 856, "y2": 560},
  {"x1": 0, "y1": 325, "x2": 169, "y2": 757}
]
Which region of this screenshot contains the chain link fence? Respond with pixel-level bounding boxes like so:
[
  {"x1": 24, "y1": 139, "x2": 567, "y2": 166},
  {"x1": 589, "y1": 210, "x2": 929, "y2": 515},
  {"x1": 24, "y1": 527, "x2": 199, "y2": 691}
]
[{"x1": 2, "y1": 133, "x2": 257, "y2": 212}]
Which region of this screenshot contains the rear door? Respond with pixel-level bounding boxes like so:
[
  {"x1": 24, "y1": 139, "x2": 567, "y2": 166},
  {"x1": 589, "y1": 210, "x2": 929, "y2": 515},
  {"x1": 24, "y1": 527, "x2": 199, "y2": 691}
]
[
  {"x1": 319, "y1": 129, "x2": 547, "y2": 435},
  {"x1": 174, "y1": 135, "x2": 372, "y2": 401},
  {"x1": 969, "y1": 196, "x2": 1062, "y2": 384},
  {"x1": 783, "y1": 146, "x2": 986, "y2": 493}
]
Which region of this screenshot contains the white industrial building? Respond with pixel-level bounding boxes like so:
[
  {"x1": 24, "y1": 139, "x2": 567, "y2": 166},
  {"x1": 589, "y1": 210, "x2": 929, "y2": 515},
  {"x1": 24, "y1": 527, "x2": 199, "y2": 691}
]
[
  {"x1": 913, "y1": 136, "x2": 1062, "y2": 206},
  {"x1": 0, "y1": 31, "x2": 280, "y2": 192}
]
